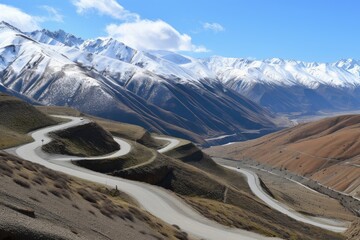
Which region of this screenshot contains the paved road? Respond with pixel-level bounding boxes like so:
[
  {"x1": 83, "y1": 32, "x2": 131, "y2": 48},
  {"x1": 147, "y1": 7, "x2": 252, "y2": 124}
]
[
  {"x1": 13, "y1": 116, "x2": 278, "y2": 240},
  {"x1": 154, "y1": 136, "x2": 180, "y2": 153},
  {"x1": 223, "y1": 166, "x2": 348, "y2": 233}
]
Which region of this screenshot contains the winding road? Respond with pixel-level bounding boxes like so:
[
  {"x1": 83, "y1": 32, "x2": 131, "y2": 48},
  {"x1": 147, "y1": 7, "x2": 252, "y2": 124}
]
[
  {"x1": 223, "y1": 166, "x2": 348, "y2": 232},
  {"x1": 45, "y1": 116, "x2": 132, "y2": 161},
  {"x1": 12, "y1": 116, "x2": 278, "y2": 240},
  {"x1": 154, "y1": 136, "x2": 180, "y2": 153}
]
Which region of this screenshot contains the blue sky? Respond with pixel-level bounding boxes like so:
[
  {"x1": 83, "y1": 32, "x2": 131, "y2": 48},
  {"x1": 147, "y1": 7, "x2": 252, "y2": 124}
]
[{"x1": 0, "y1": 0, "x2": 359, "y2": 62}]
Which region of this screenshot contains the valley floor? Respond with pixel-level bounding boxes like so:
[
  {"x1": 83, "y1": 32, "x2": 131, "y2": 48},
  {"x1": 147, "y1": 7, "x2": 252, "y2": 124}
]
[{"x1": 213, "y1": 157, "x2": 357, "y2": 223}]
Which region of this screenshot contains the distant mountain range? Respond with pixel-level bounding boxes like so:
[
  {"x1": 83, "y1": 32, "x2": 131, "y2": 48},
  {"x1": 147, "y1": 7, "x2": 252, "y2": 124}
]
[
  {"x1": 1, "y1": 21, "x2": 360, "y2": 144},
  {"x1": 204, "y1": 57, "x2": 360, "y2": 113}
]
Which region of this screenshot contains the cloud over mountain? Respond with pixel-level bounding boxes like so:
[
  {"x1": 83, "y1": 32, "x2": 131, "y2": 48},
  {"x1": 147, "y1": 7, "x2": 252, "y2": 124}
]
[
  {"x1": 106, "y1": 20, "x2": 207, "y2": 52},
  {"x1": 71, "y1": 0, "x2": 207, "y2": 52},
  {"x1": 0, "y1": 4, "x2": 40, "y2": 31}
]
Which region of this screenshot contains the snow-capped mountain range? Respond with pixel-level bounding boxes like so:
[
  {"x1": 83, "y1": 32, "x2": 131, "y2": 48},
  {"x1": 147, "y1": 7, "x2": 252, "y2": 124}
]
[{"x1": 1, "y1": 21, "x2": 360, "y2": 144}]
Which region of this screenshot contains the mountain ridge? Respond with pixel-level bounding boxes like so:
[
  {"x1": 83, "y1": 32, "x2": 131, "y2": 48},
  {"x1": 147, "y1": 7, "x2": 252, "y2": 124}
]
[
  {"x1": 23, "y1": 24, "x2": 360, "y2": 89},
  {"x1": 0, "y1": 22, "x2": 278, "y2": 145},
  {"x1": 4, "y1": 21, "x2": 360, "y2": 143},
  {"x1": 37, "y1": 26, "x2": 360, "y2": 114}
]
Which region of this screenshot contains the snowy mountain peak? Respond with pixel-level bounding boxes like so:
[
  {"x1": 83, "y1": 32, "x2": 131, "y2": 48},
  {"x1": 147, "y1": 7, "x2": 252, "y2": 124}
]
[
  {"x1": 265, "y1": 58, "x2": 285, "y2": 64},
  {"x1": 80, "y1": 37, "x2": 137, "y2": 63},
  {"x1": 29, "y1": 29, "x2": 84, "y2": 47},
  {"x1": 3, "y1": 21, "x2": 360, "y2": 140},
  {"x1": 0, "y1": 21, "x2": 23, "y2": 33},
  {"x1": 335, "y1": 58, "x2": 359, "y2": 68},
  {"x1": 148, "y1": 50, "x2": 192, "y2": 65}
]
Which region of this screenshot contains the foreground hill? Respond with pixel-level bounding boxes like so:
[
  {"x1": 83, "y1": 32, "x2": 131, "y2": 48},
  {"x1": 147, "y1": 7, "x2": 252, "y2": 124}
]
[
  {"x1": 206, "y1": 115, "x2": 360, "y2": 199},
  {"x1": 0, "y1": 152, "x2": 189, "y2": 240},
  {"x1": 0, "y1": 95, "x2": 350, "y2": 239}
]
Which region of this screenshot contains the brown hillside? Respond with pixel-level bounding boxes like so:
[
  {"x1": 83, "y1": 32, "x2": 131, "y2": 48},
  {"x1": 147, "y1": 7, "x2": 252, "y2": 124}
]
[
  {"x1": 42, "y1": 122, "x2": 120, "y2": 157},
  {"x1": 206, "y1": 115, "x2": 360, "y2": 198},
  {"x1": 0, "y1": 152, "x2": 189, "y2": 240},
  {"x1": 37, "y1": 106, "x2": 170, "y2": 149},
  {"x1": 0, "y1": 94, "x2": 57, "y2": 149}
]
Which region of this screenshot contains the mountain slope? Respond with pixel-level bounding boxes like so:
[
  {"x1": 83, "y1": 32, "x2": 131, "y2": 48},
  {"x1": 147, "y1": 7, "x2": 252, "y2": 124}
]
[
  {"x1": 0, "y1": 22, "x2": 278, "y2": 145},
  {"x1": 55, "y1": 38, "x2": 278, "y2": 137},
  {"x1": 0, "y1": 23, "x2": 204, "y2": 143},
  {"x1": 206, "y1": 115, "x2": 360, "y2": 199},
  {"x1": 24, "y1": 24, "x2": 360, "y2": 117},
  {"x1": 5, "y1": 22, "x2": 360, "y2": 145},
  {"x1": 202, "y1": 57, "x2": 360, "y2": 114},
  {"x1": 0, "y1": 152, "x2": 189, "y2": 240},
  {"x1": 0, "y1": 93, "x2": 56, "y2": 148},
  {"x1": 29, "y1": 29, "x2": 84, "y2": 47}
]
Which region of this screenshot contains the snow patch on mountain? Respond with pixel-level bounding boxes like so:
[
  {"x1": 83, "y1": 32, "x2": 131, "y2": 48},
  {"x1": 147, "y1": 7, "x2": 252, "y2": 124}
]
[
  {"x1": 28, "y1": 29, "x2": 84, "y2": 47},
  {"x1": 27, "y1": 27, "x2": 360, "y2": 91},
  {"x1": 80, "y1": 38, "x2": 136, "y2": 62},
  {"x1": 202, "y1": 56, "x2": 360, "y2": 89}
]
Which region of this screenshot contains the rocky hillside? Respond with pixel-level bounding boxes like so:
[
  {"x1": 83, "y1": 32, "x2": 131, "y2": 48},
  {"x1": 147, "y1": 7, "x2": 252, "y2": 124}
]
[
  {"x1": 206, "y1": 115, "x2": 360, "y2": 199},
  {"x1": 0, "y1": 152, "x2": 189, "y2": 240}
]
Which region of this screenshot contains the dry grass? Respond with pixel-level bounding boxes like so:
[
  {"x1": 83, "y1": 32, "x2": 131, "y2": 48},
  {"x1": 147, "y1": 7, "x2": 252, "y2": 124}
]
[
  {"x1": 0, "y1": 94, "x2": 57, "y2": 149},
  {"x1": 345, "y1": 220, "x2": 360, "y2": 240},
  {"x1": 0, "y1": 152, "x2": 192, "y2": 240},
  {"x1": 13, "y1": 178, "x2": 31, "y2": 189},
  {"x1": 36, "y1": 105, "x2": 83, "y2": 117},
  {"x1": 184, "y1": 196, "x2": 278, "y2": 237},
  {"x1": 111, "y1": 151, "x2": 346, "y2": 240},
  {"x1": 254, "y1": 167, "x2": 355, "y2": 221},
  {"x1": 184, "y1": 196, "x2": 345, "y2": 240},
  {"x1": 43, "y1": 122, "x2": 120, "y2": 157},
  {"x1": 206, "y1": 115, "x2": 360, "y2": 198},
  {"x1": 37, "y1": 105, "x2": 167, "y2": 149},
  {"x1": 0, "y1": 126, "x2": 33, "y2": 149},
  {"x1": 113, "y1": 153, "x2": 226, "y2": 200},
  {"x1": 74, "y1": 141, "x2": 155, "y2": 173}
]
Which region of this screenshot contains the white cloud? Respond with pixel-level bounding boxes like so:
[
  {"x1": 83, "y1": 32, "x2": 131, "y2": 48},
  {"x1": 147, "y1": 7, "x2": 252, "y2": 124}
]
[
  {"x1": 203, "y1": 22, "x2": 225, "y2": 33},
  {"x1": 37, "y1": 6, "x2": 64, "y2": 23},
  {"x1": 72, "y1": 0, "x2": 139, "y2": 21},
  {"x1": 193, "y1": 45, "x2": 209, "y2": 53},
  {"x1": 72, "y1": 0, "x2": 208, "y2": 52},
  {"x1": 0, "y1": 4, "x2": 40, "y2": 31},
  {"x1": 0, "y1": 4, "x2": 65, "y2": 32},
  {"x1": 106, "y1": 20, "x2": 208, "y2": 52}
]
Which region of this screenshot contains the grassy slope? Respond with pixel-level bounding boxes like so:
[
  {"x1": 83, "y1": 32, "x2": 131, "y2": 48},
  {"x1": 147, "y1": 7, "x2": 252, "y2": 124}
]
[
  {"x1": 205, "y1": 115, "x2": 360, "y2": 198},
  {"x1": 74, "y1": 141, "x2": 155, "y2": 173},
  {"x1": 0, "y1": 152, "x2": 190, "y2": 240},
  {"x1": 164, "y1": 146, "x2": 346, "y2": 240},
  {"x1": 164, "y1": 142, "x2": 252, "y2": 192},
  {"x1": 42, "y1": 122, "x2": 120, "y2": 157},
  {"x1": 82, "y1": 150, "x2": 343, "y2": 240},
  {"x1": 33, "y1": 104, "x2": 346, "y2": 239},
  {"x1": 345, "y1": 220, "x2": 360, "y2": 240},
  {"x1": 37, "y1": 106, "x2": 167, "y2": 149},
  {"x1": 0, "y1": 94, "x2": 57, "y2": 149}
]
